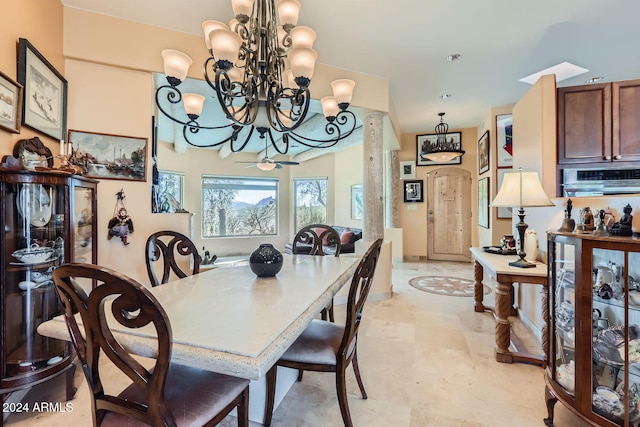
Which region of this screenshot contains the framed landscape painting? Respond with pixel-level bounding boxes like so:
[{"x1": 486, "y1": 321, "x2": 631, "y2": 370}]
[
  {"x1": 17, "y1": 38, "x2": 67, "y2": 140},
  {"x1": 0, "y1": 71, "x2": 23, "y2": 133},
  {"x1": 68, "y1": 130, "x2": 147, "y2": 181}
]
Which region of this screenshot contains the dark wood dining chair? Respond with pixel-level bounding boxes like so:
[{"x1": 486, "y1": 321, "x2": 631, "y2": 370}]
[
  {"x1": 145, "y1": 230, "x2": 202, "y2": 287},
  {"x1": 263, "y1": 238, "x2": 384, "y2": 427},
  {"x1": 292, "y1": 224, "x2": 342, "y2": 322},
  {"x1": 52, "y1": 263, "x2": 249, "y2": 427},
  {"x1": 292, "y1": 224, "x2": 342, "y2": 256}
]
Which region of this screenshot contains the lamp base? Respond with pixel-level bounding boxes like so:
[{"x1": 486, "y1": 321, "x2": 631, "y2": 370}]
[{"x1": 509, "y1": 258, "x2": 536, "y2": 268}]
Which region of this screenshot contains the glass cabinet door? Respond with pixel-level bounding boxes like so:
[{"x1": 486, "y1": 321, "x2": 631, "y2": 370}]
[
  {"x1": 627, "y1": 251, "x2": 640, "y2": 425},
  {"x1": 72, "y1": 185, "x2": 94, "y2": 263},
  {"x1": 552, "y1": 239, "x2": 577, "y2": 396},
  {"x1": 591, "y1": 247, "x2": 627, "y2": 425},
  {"x1": 4, "y1": 182, "x2": 67, "y2": 380}
]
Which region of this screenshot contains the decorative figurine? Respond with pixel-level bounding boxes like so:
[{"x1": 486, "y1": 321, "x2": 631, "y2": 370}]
[
  {"x1": 593, "y1": 209, "x2": 609, "y2": 237},
  {"x1": 201, "y1": 247, "x2": 217, "y2": 265},
  {"x1": 558, "y1": 198, "x2": 576, "y2": 232},
  {"x1": 107, "y1": 189, "x2": 134, "y2": 246},
  {"x1": 577, "y1": 207, "x2": 595, "y2": 233},
  {"x1": 609, "y1": 204, "x2": 633, "y2": 236}
]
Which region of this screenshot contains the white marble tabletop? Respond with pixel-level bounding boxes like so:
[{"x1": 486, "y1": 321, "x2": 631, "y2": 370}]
[{"x1": 38, "y1": 254, "x2": 359, "y2": 380}]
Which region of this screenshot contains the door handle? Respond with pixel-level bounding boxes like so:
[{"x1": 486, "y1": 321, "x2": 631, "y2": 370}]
[
  {"x1": 614, "y1": 155, "x2": 622, "y2": 160},
  {"x1": 604, "y1": 155, "x2": 611, "y2": 160}
]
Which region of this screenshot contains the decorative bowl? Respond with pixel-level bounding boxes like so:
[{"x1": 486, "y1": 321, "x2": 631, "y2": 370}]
[{"x1": 12, "y1": 246, "x2": 54, "y2": 264}]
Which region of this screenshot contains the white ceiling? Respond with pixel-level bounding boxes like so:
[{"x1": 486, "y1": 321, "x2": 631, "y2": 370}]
[{"x1": 62, "y1": 0, "x2": 640, "y2": 136}]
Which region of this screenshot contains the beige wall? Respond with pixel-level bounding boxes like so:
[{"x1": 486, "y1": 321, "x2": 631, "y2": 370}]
[
  {"x1": 1, "y1": 0, "x2": 64, "y2": 154},
  {"x1": 397, "y1": 127, "x2": 478, "y2": 257}
]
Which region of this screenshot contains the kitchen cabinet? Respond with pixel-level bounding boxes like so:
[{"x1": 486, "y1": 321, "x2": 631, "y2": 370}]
[
  {"x1": 557, "y1": 79, "x2": 640, "y2": 166},
  {"x1": 545, "y1": 231, "x2": 640, "y2": 426},
  {"x1": 0, "y1": 170, "x2": 97, "y2": 425}
]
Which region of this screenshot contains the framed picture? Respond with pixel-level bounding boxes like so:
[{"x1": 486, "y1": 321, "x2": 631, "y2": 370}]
[
  {"x1": 403, "y1": 179, "x2": 423, "y2": 203},
  {"x1": 351, "y1": 184, "x2": 363, "y2": 220},
  {"x1": 478, "y1": 177, "x2": 489, "y2": 228},
  {"x1": 478, "y1": 130, "x2": 490, "y2": 175},
  {"x1": 496, "y1": 168, "x2": 513, "y2": 218},
  {"x1": 0, "y1": 70, "x2": 23, "y2": 133},
  {"x1": 416, "y1": 132, "x2": 462, "y2": 166},
  {"x1": 496, "y1": 114, "x2": 513, "y2": 168},
  {"x1": 68, "y1": 130, "x2": 148, "y2": 181},
  {"x1": 399, "y1": 160, "x2": 415, "y2": 180},
  {"x1": 17, "y1": 38, "x2": 67, "y2": 141}
]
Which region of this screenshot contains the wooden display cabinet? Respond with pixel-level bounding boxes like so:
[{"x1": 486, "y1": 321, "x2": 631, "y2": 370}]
[
  {"x1": 0, "y1": 170, "x2": 97, "y2": 425},
  {"x1": 546, "y1": 231, "x2": 640, "y2": 426}
]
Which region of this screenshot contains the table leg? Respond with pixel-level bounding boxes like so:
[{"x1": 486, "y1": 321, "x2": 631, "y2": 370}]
[
  {"x1": 473, "y1": 260, "x2": 486, "y2": 312},
  {"x1": 540, "y1": 284, "x2": 549, "y2": 368},
  {"x1": 509, "y1": 283, "x2": 517, "y2": 316},
  {"x1": 495, "y1": 279, "x2": 513, "y2": 363}
]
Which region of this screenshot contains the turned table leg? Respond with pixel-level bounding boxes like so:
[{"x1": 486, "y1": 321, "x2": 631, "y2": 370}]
[
  {"x1": 540, "y1": 284, "x2": 549, "y2": 367},
  {"x1": 473, "y1": 260, "x2": 486, "y2": 312},
  {"x1": 495, "y1": 279, "x2": 513, "y2": 363}
]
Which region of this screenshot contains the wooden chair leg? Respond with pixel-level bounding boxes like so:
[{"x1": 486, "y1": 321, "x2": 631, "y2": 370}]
[
  {"x1": 237, "y1": 386, "x2": 249, "y2": 427},
  {"x1": 336, "y1": 368, "x2": 354, "y2": 427},
  {"x1": 297, "y1": 369, "x2": 304, "y2": 381},
  {"x1": 351, "y1": 349, "x2": 367, "y2": 399},
  {"x1": 328, "y1": 299, "x2": 335, "y2": 323},
  {"x1": 321, "y1": 308, "x2": 328, "y2": 320},
  {"x1": 264, "y1": 366, "x2": 277, "y2": 427}
]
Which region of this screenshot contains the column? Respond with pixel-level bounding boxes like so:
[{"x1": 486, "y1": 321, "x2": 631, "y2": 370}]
[
  {"x1": 363, "y1": 112, "x2": 384, "y2": 242},
  {"x1": 386, "y1": 150, "x2": 400, "y2": 228}
]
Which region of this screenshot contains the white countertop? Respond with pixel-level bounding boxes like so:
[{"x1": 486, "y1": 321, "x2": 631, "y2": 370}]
[{"x1": 38, "y1": 254, "x2": 359, "y2": 380}]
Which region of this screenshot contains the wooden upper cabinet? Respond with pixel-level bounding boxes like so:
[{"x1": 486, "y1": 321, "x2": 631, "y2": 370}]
[
  {"x1": 557, "y1": 83, "x2": 611, "y2": 164},
  {"x1": 612, "y1": 79, "x2": 640, "y2": 162}
]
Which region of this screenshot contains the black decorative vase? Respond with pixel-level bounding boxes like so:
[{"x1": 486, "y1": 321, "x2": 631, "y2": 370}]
[{"x1": 249, "y1": 244, "x2": 283, "y2": 277}]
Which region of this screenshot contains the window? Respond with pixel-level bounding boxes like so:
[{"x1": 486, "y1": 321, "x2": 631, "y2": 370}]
[
  {"x1": 202, "y1": 176, "x2": 278, "y2": 237},
  {"x1": 294, "y1": 178, "x2": 328, "y2": 231},
  {"x1": 156, "y1": 171, "x2": 184, "y2": 213}
]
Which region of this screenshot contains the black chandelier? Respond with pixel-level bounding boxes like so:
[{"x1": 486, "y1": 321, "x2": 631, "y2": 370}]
[
  {"x1": 155, "y1": 0, "x2": 358, "y2": 155},
  {"x1": 419, "y1": 112, "x2": 465, "y2": 162}
]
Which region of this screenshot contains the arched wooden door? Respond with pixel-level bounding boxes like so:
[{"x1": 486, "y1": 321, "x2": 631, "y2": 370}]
[{"x1": 426, "y1": 167, "x2": 472, "y2": 262}]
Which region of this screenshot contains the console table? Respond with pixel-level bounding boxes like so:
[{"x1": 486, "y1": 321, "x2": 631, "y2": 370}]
[{"x1": 469, "y1": 247, "x2": 548, "y2": 367}]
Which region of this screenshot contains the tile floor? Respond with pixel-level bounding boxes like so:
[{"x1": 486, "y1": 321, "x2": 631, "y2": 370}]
[{"x1": 5, "y1": 260, "x2": 590, "y2": 426}]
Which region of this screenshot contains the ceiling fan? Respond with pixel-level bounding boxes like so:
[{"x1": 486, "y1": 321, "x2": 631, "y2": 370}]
[{"x1": 235, "y1": 138, "x2": 300, "y2": 171}]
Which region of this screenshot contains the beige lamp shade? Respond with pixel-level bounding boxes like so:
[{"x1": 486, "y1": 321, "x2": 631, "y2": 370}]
[
  {"x1": 288, "y1": 47, "x2": 318, "y2": 80},
  {"x1": 331, "y1": 79, "x2": 356, "y2": 105},
  {"x1": 422, "y1": 151, "x2": 462, "y2": 163},
  {"x1": 321, "y1": 96, "x2": 339, "y2": 118},
  {"x1": 202, "y1": 20, "x2": 229, "y2": 50},
  {"x1": 161, "y1": 49, "x2": 193, "y2": 82},
  {"x1": 291, "y1": 26, "x2": 316, "y2": 49},
  {"x1": 183, "y1": 93, "x2": 205, "y2": 117},
  {"x1": 231, "y1": 0, "x2": 255, "y2": 17},
  {"x1": 210, "y1": 29, "x2": 243, "y2": 64},
  {"x1": 491, "y1": 170, "x2": 554, "y2": 208},
  {"x1": 257, "y1": 161, "x2": 277, "y2": 171},
  {"x1": 277, "y1": 0, "x2": 301, "y2": 26}
]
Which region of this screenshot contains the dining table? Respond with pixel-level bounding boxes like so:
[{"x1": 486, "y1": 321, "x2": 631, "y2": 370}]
[{"x1": 37, "y1": 252, "x2": 360, "y2": 422}]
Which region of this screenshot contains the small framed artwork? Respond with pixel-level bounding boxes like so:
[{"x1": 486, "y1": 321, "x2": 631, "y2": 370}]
[
  {"x1": 496, "y1": 168, "x2": 513, "y2": 219},
  {"x1": 68, "y1": 130, "x2": 148, "y2": 181},
  {"x1": 0, "y1": 70, "x2": 23, "y2": 133},
  {"x1": 478, "y1": 130, "x2": 490, "y2": 175},
  {"x1": 17, "y1": 38, "x2": 67, "y2": 141},
  {"x1": 403, "y1": 179, "x2": 423, "y2": 203},
  {"x1": 496, "y1": 114, "x2": 513, "y2": 168},
  {"x1": 416, "y1": 132, "x2": 462, "y2": 166},
  {"x1": 351, "y1": 183, "x2": 363, "y2": 220},
  {"x1": 478, "y1": 177, "x2": 489, "y2": 228},
  {"x1": 399, "y1": 160, "x2": 415, "y2": 180}
]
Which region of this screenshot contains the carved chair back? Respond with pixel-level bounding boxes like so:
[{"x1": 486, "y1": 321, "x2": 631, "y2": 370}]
[
  {"x1": 292, "y1": 224, "x2": 341, "y2": 256},
  {"x1": 52, "y1": 263, "x2": 175, "y2": 426},
  {"x1": 145, "y1": 230, "x2": 201, "y2": 287}
]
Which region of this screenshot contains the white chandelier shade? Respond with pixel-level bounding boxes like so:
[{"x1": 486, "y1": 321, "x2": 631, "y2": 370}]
[{"x1": 155, "y1": 0, "x2": 358, "y2": 155}]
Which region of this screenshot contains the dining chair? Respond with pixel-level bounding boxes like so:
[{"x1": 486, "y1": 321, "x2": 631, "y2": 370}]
[
  {"x1": 292, "y1": 224, "x2": 341, "y2": 321},
  {"x1": 52, "y1": 263, "x2": 249, "y2": 427},
  {"x1": 145, "y1": 230, "x2": 202, "y2": 287},
  {"x1": 263, "y1": 238, "x2": 384, "y2": 427}
]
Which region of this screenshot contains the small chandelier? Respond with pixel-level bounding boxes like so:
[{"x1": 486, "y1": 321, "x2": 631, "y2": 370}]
[
  {"x1": 156, "y1": 0, "x2": 358, "y2": 155},
  {"x1": 419, "y1": 112, "x2": 465, "y2": 162}
]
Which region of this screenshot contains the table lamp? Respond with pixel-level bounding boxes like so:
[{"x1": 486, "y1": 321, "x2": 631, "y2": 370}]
[{"x1": 491, "y1": 168, "x2": 554, "y2": 268}]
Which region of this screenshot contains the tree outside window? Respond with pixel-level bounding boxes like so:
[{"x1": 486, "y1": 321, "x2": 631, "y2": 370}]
[
  {"x1": 202, "y1": 177, "x2": 278, "y2": 237},
  {"x1": 294, "y1": 178, "x2": 328, "y2": 231},
  {"x1": 157, "y1": 171, "x2": 184, "y2": 213}
]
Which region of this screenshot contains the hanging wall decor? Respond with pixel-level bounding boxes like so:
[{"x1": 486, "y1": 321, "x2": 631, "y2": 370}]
[{"x1": 107, "y1": 189, "x2": 134, "y2": 246}]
